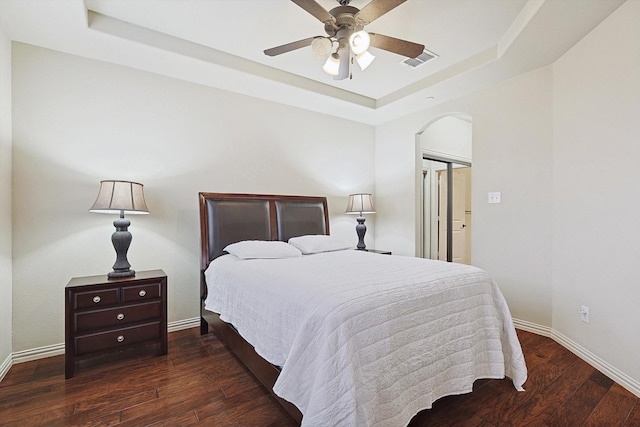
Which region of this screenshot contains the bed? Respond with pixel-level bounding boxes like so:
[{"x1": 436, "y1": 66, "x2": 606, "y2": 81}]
[{"x1": 199, "y1": 192, "x2": 527, "y2": 426}]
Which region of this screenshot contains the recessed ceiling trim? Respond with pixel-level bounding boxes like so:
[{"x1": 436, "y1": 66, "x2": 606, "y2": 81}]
[
  {"x1": 378, "y1": 46, "x2": 498, "y2": 108},
  {"x1": 498, "y1": 0, "x2": 545, "y2": 57},
  {"x1": 87, "y1": 10, "x2": 377, "y2": 109}
]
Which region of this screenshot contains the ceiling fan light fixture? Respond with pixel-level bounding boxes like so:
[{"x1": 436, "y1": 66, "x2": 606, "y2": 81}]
[
  {"x1": 322, "y1": 52, "x2": 341, "y2": 76},
  {"x1": 311, "y1": 37, "x2": 333, "y2": 60},
  {"x1": 349, "y1": 30, "x2": 370, "y2": 55},
  {"x1": 264, "y1": 0, "x2": 426, "y2": 81},
  {"x1": 356, "y1": 50, "x2": 375, "y2": 71}
]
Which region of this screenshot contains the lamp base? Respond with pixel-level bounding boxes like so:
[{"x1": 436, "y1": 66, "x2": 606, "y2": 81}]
[
  {"x1": 355, "y1": 216, "x2": 367, "y2": 250},
  {"x1": 108, "y1": 217, "x2": 136, "y2": 279},
  {"x1": 108, "y1": 269, "x2": 136, "y2": 278}
]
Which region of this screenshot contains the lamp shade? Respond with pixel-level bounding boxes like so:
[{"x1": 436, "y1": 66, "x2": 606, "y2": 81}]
[
  {"x1": 346, "y1": 193, "x2": 375, "y2": 215},
  {"x1": 90, "y1": 180, "x2": 149, "y2": 215}
]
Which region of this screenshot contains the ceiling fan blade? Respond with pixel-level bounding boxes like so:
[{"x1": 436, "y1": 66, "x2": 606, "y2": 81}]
[
  {"x1": 369, "y1": 33, "x2": 424, "y2": 58},
  {"x1": 264, "y1": 37, "x2": 316, "y2": 56},
  {"x1": 355, "y1": 0, "x2": 407, "y2": 26},
  {"x1": 291, "y1": 0, "x2": 336, "y2": 24}
]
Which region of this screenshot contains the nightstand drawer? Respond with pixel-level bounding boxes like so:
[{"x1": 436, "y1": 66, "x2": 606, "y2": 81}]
[
  {"x1": 75, "y1": 288, "x2": 119, "y2": 309},
  {"x1": 75, "y1": 301, "x2": 161, "y2": 332},
  {"x1": 65, "y1": 270, "x2": 167, "y2": 378},
  {"x1": 122, "y1": 283, "x2": 161, "y2": 302},
  {"x1": 75, "y1": 321, "x2": 161, "y2": 355}
]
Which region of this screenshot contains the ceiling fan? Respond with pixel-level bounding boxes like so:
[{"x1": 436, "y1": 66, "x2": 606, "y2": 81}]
[{"x1": 264, "y1": 0, "x2": 425, "y2": 80}]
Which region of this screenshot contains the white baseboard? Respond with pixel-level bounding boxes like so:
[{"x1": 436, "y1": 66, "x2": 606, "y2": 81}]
[
  {"x1": 512, "y1": 318, "x2": 552, "y2": 337},
  {"x1": 551, "y1": 329, "x2": 640, "y2": 398},
  {"x1": 513, "y1": 317, "x2": 640, "y2": 398},
  {"x1": 0, "y1": 353, "x2": 11, "y2": 382},
  {"x1": 4, "y1": 317, "x2": 639, "y2": 398},
  {"x1": 12, "y1": 343, "x2": 65, "y2": 364},
  {"x1": 9, "y1": 317, "x2": 202, "y2": 368},
  {"x1": 167, "y1": 317, "x2": 201, "y2": 333}
]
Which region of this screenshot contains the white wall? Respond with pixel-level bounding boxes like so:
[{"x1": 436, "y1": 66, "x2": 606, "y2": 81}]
[
  {"x1": 470, "y1": 68, "x2": 553, "y2": 327},
  {"x1": 552, "y1": 0, "x2": 640, "y2": 386},
  {"x1": 376, "y1": 66, "x2": 553, "y2": 328},
  {"x1": 11, "y1": 43, "x2": 375, "y2": 352},
  {"x1": 0, "y1": 24, "x2": 12, "y2": 376},
  {"x1": 420, "y1": 115, "x2": 472, "y2": 163},
  {"x1": 376, "y1": 0, "x2": 639, "y2": 393}
]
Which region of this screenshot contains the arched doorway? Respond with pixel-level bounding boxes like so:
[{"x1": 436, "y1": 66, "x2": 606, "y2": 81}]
[{"x1": 417, "y1": 114, "x2": 472, "y2": 264}]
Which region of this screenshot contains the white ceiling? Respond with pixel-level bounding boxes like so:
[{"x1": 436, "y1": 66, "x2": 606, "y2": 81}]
[{"x1": 0, "y1": 0, "x2": 625, "y2": 125}]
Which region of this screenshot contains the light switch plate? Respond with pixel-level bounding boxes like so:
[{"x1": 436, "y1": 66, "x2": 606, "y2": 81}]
[{"x1": 488, "y1": 192, "x2": 501, "y2": 204}]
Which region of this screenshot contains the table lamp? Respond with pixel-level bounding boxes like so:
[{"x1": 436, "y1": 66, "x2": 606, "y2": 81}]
[
  {"x1": 90, "y1": 180, "x2": 149, "y2": 278},
  {"x1": 346, "y1": 193, "x2": 375, "y2": 250}
]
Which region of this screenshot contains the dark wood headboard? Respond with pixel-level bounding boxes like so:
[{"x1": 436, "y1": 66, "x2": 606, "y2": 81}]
[
  {"x1": 198, "y1": 193, "x2": 330, "y2": 298},
  {"x1": 198, "y1": 192, "x2": 327, "y2": 422}
]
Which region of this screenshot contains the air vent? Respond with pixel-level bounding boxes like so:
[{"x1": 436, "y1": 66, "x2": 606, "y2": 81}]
[{"x1": 402, "y1": 49, "x2": 438, "y2": 68}]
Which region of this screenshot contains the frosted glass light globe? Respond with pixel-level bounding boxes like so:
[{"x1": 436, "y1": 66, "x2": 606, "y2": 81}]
[
  {"x1": 356, "y1": 50, "x2": 375, "y2": 71},
  {"x1": 349, "y1": 31, "x2": 370, "y2": 55},
  {"x1": 311, "y1": 37, "x2": 332, "y2": 60},
  {"x1": 322, "y1": 53, "x2": 340, "y2": 76}
]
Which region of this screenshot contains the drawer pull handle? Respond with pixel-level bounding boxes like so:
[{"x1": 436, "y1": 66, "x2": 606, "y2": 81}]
[
  {"x1": 139, "y1": 290, "x2": 147, "y2": 297},
  {"x1": 116, "y1": 313, "x2": 125, "y2": 321},
  {"x1": 117, "y1": 335, "x2": 125, "y2": 343},
  {"x1": 92, "y1": 296, "x2": 101, "y2": 304}
]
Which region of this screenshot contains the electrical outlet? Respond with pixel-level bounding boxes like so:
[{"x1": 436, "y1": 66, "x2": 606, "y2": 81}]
[{"x1": 580, "y1": 306, "x2": 590, "y2": 324}]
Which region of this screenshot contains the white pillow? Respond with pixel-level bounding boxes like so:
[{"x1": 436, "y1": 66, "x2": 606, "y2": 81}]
[
  {"x1": 224, "y1": 240, "x2": 302, "y2": 259},
  {"x1": 288, "y1": 235, "x2": 353, "y2": 254}
]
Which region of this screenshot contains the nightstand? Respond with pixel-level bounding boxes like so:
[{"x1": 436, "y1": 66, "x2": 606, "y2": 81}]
[
  {"x1": 65, "y1": 269, "x2": 167, "y2": 378},
  {"x1": 359, "y1": 249, "x2": 392, "y2": 255}
]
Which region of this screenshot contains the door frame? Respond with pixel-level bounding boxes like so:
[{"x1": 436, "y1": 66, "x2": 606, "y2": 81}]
[{"x1": 422, "y1": 153, "x2": 471, "y2": 262}]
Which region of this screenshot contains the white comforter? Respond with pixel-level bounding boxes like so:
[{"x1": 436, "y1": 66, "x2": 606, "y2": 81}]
[{"x1": 204, "y1": 250, "x2": 527, "y2": 427}]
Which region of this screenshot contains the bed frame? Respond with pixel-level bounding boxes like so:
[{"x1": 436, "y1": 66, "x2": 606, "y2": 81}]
[{"x1": 198, "y1": 192, "x2": 330, "y2": 422}]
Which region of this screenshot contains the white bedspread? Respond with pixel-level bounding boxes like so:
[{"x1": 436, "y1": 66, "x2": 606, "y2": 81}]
[{"x1": 204, "y1": 250, "x2": 527, "y2": 427}]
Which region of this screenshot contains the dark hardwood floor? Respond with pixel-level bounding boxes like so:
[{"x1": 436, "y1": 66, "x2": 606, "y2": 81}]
[{"x1": 0, "y1": 328, "x2": 638, "y2": 426}]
